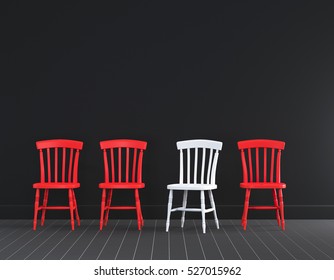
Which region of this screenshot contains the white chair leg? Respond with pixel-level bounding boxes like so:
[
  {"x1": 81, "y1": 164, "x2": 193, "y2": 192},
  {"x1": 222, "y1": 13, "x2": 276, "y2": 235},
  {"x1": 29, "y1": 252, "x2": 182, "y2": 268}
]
[
  {"x1": 208, "y1": 190, "x2": 219, "y2": 229},
  {"x1": 181, "y1": 190, "x2": 188, "y2": 228},
  {"x1": 200, "y1": 190, "x2": 206, "y2": 234},
  {"x1": 166, "y1": 190, "x2": 173, "y2": 232}
]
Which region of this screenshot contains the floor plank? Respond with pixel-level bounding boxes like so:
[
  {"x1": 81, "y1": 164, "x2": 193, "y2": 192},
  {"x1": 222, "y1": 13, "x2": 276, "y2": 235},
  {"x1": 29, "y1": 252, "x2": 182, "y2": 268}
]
[{"x1": 0, "y1": 219, "x2": 333, "y2": 260}]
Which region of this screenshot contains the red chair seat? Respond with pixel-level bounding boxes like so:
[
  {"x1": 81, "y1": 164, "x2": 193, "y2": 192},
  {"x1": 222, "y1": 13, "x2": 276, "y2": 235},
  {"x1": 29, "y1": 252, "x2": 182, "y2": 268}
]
[
  {"x1": 99, "y1": 183, "x2": 145, "y2": 189},
  {"x1": 33, "y1": 183, "x2": 80, "y2": 189},
  {"x1": 240, "y1": 182, "x2": 286, "y2": 189}
]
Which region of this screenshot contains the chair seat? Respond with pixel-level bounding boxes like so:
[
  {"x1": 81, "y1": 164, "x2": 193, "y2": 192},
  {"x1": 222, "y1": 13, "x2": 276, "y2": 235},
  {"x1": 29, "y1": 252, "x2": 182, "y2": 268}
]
[
  {"x1": 167, "y1": 183, "x2": 217, "y2": 191},
  {"x1": 33, "y1": 182, "x2": 80, "y2": 189},
  {"x1": 240, "y1": 182, "x2": 286, "y2": 189},
  {"x1": 99, "y1": 182, "x2": 145, "y2": 189}
]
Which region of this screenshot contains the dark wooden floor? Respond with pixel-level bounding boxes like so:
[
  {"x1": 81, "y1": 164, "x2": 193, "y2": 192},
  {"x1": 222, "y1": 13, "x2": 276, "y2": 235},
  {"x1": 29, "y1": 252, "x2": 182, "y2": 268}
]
[{"x1": 0, "y1": 219, "x2": 333, "y2": 260}]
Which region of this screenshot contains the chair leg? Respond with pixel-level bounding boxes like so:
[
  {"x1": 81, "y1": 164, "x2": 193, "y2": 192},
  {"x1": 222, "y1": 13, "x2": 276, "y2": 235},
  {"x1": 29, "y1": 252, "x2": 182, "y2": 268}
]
[
  {"x1": 33, "y1": 189, "x2": 40, "y2": 230},
  {"x1": 208, "y1": 190, "x2": 219, "y2": 229},
  {"x1": 100, "y1": 189, "x2": 106, "y2": 230},
  {"x1": 72, "y1": 190, "x2": 80, "y2": 226},
  {"x1": 272, "y1": 189, "x2": 281, "y2": 226},
  {"x1": 41, "y1": 189, "x2": 49, "y2": 226},
  {"x1": 135, "y1": 189, "x2": 142, "y2": 230},
  {"x1": 242, "y1": 189, "x2": 251, "y2": 230},
  {"x1": 181, "y1": 190, "x2": 188, "y2": 228},
  {"x1": 139, "y1": 203, "x2": 144, "y2": 227},
  {"x1": 166, "y1": 190, "x2": 173, "y2": 232},
  {"x1": 104, "y1": 189, "x2": 113, "y2": 226},
  {"x1": 278, "y1": 189, "x2": 285, "y2": 230},
  {"x1": 68, "y1": 189, "x2": 75, "y2": 231},
  {"x1": 200, "y1": 190, "x2": 206, "y2": 234}
]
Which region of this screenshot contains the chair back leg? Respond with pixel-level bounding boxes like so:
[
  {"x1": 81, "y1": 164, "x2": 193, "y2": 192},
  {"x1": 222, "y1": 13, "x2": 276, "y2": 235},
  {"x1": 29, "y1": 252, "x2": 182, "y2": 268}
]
[
  {"x1": 166, "y1": 190, "x2": 173, "y2": 232},
  {"x1": 33, "y1": 189, "x2": 40, "y2": 230},
  {"x1": 200, "y1": 190, "x2": 206, "y2": 233},
  {"x1": 181, "y1": 190, "x2": 188, "y2": 228},
  {"x1": 100, "y1": 189, "x2": 106, "y2": 230}
]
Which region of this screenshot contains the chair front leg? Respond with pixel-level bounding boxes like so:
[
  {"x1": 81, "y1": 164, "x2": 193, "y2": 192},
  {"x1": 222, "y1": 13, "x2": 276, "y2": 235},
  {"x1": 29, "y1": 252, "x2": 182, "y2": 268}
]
[
  {"x1": 135, "y1": 189, "x2": 142, "y2": 230},
  {"x1": 104, "y1": 189, "x2": 113, "y2": 226},
  {"x1": 278, "y1": 189, "x2": 285, "y2": 230},
  {"x1": 138, "y1": 202, "x2": 144, "y2": 227},
  {"x1": 41, "y1": 189, "x2": 49, "y2": 226},
  {"x1": 68, "y1": 189, "x2": 75, "y2": 231},
  {"x1": 100, "y1": 189, "x2": 106, "y2": 230},
  {"x1": 72, "y1": 190, "x2": 80, "y2": 226},
  {"x1": 242, "y1": 189, "x2": 251, "y2": 230},
  {"x1": 200, "y1": 190, "x2": 206, "y2": 234},
  {"x1": 181, "y1": 190, "x2": 188, "y2": 228},
  {"x1": 33, "y1": 189, "x2": 40, "y2": 230},
  {"x1": 166, "y1": 190, "x2": 173, "y2": 232},
  {"x1": 208, "y1": 190, "x2": 219, "y2": 229},
  {"x1": 272, "y1": 189, "x2": 281, "y2": 226}
]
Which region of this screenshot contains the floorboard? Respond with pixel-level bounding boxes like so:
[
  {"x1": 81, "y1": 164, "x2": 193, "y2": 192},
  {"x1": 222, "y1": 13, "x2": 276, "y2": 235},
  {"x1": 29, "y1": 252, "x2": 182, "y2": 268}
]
[{"x1": 0, "y1": 219, "x2": 333, "y2": 260}]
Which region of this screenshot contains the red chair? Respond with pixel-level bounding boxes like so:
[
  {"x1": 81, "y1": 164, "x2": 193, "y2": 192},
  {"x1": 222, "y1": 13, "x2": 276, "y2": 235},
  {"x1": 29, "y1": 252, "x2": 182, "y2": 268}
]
[
  {"x1": 99, "y1": 139, "x2": 147, "y2": 230},
  {"x1": 33, "y1": 139, "x2": 83, "y2": 230},
  {"x1": 237, "y1": 139, "x2": 286, "y2": 230}
]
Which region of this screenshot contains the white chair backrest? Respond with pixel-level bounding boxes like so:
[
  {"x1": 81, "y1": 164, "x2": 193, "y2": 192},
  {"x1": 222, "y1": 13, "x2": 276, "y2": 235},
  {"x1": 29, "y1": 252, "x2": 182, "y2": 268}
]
[{"x1": 176, "y1": 139, "x2": 223, "y2": 185}]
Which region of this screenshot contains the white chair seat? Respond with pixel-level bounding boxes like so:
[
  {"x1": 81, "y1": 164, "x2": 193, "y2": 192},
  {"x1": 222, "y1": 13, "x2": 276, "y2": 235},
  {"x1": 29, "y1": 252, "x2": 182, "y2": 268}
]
[{"x1": 167, "y1": 183, "x2": 217, "y2": 191}]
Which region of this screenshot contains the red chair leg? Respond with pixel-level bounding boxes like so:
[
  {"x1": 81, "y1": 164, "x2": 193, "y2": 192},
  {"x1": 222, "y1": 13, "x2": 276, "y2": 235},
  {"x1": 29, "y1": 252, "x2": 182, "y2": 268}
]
[
  {"x1": 272, "y1": 189, "x2": 281, "y2": 226},
  {"x1": 137, "y1": 199, "x2": 144, "y2": 228},
  {"x1": 104, "y1": 189, "x2": 113, "y2": 226},
  {"x1": 33, "y1": 189, "x2": 40, "y2": 230},
  {"x1": 139, "y1": 204, "x2": 144, "y2": 227},
  {"x1": 68, "y1": 189, "x2": 75, "y2": 231},
  {"x1": 134, "y1": 189, "x2": 142, "y2": 230},
  {"x1": 72, "y1": 190, "x2": 80, "y2": 226},
  {"x1": 278, "y1": 189, "x2": 285, "y2": 230},
  {"x1": 242, "y1": 189, "x2": 251, "y2": 230},
  {"x1": 41, "y1": 189, "x2": 49, "y2": 226},
  {"x1": 100, "y1": 189, "x2": 106, "y2": 230}
]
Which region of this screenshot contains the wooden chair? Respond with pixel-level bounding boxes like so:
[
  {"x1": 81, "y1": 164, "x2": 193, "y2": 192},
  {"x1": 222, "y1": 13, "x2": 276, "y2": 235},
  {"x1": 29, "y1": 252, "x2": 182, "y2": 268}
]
[
  {"x1": 237, "y1": 139, "x2": 286, "y2": 230},
  {"x1": 166, "y1": 139, "x2": 223, "y2": 234},
  {"x1": 33, "y1": 139, "x2": 83, "y2": 230},
  {"x1": 99, "y1": 139, "x2": 147, "y2": 230}
]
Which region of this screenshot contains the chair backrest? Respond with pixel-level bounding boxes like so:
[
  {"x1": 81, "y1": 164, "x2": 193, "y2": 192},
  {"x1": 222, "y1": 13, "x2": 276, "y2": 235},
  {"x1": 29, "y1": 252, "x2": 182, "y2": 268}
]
[
  {"x1": 100, "y1": 139, "x2": 147, "y2": 183},
  {"x1": 237, "y1": 139, "x2": 285, "y2": 184},
  {"x1": 176, "y1": 139, "x2": 223, "y2": 185},
  {"x1": 36, "y1": 139, "x2": 84, "y2": 183}
]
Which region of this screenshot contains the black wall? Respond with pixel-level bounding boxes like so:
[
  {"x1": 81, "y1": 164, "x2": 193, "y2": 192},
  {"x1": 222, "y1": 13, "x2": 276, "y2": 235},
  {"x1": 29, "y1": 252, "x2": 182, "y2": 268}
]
[{"x1": 1, "y1": 1, "x2": 334, "y2": 219}]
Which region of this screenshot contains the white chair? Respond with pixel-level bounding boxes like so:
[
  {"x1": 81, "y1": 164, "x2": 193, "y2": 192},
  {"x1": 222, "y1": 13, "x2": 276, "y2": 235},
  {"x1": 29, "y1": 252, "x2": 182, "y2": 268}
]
[{"x1": 166, "y1": 139, "x2": 223, "y2": 234}]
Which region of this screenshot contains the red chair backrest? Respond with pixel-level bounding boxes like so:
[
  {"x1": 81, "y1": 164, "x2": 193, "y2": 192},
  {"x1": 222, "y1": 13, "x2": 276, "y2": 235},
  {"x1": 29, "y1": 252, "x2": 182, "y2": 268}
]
[
  {"x1": 36, "y1": 139, "x2": 83, "y2": 183},
  {"x1": 237, "y1": 139, "x2": 285, "y2": 184},
  {"x1": 100, "y1": 139, "x2": 147, "y2": 183}
]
